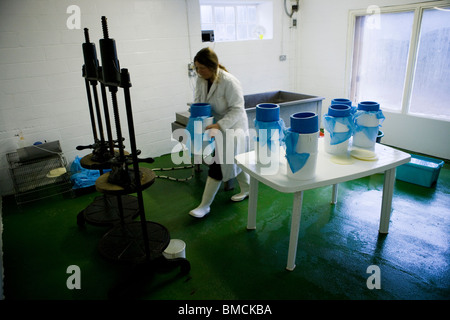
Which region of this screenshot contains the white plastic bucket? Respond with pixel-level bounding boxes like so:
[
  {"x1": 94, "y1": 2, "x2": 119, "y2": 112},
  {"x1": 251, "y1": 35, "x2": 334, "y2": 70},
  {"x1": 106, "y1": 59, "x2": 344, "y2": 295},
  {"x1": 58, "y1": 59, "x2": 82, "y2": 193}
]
[
  {"x1": 355, "y1": 113, "x2": 379, "y2": 127},
  {"x1": 324, "y1": 119, "x2": 350, "y2": 155},
  {"x1": 324, "y1": 131, "x2": 350, "y2": 155},
  {"x1": 323, "y1": 104, "x2": 352, "y2": 155},
  {"x1": 287, "y1": 152, "x2": 318, "y2": 180},
  {"x1": 352, "y1": 101, "x2": 382, "y2": 150},
  {"x1": 353, "y1": 114, "x2": 380, "y2": 150},
  {"x1": 352, "y1": 130, "x2": 377, "y2": 150},
  {"x1": 296, "y1": 131, "x2": 319, "y2": 154},
  {"x1": 286, "y1": 132, "x2": 319, "y2": 180},
  {"x1": 163, "y1": 239, "x2": 186, "y2": 259}
]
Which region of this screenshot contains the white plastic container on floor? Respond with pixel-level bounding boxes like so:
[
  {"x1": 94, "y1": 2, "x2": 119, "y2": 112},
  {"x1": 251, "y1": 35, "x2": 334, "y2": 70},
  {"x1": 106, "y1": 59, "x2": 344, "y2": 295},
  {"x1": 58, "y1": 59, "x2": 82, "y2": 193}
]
[{"x1": 163, "y1": 239, "x2": 186, "y2": 259}]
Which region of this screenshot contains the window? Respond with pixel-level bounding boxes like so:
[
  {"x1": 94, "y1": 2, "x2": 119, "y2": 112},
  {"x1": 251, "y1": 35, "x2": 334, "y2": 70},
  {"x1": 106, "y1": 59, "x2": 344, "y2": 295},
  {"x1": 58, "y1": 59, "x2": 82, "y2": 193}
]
[
  {"x1": 351, "y1": 11, "x2": 414, "y2": 111},
  {"x1": 409, "y1": 7, "x2": 450, "y2": 118},
  {"x1": 350, "y1": 3, "x2": 450, "y2": 120},
  {"x1": 200, "y1": 1, "x2": 273, "y2": 42}
]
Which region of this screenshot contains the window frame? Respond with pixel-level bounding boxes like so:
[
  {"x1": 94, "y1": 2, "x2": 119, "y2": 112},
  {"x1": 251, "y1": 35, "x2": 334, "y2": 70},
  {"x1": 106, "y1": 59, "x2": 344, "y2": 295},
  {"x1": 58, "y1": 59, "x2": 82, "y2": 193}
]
[
  {"x1": 345, "y1": 1, "x2": 450, "y2": 121},
  {"x1": 199, "y1": 0, "x2": 273, "y2": 42}
]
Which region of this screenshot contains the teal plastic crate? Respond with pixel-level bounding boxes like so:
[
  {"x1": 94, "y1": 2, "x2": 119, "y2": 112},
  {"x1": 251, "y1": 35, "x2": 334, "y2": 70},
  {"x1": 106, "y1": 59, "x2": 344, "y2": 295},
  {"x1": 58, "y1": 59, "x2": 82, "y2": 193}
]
[{"x1": 396, "y1": 154, "x2": 444, "y2": 187}]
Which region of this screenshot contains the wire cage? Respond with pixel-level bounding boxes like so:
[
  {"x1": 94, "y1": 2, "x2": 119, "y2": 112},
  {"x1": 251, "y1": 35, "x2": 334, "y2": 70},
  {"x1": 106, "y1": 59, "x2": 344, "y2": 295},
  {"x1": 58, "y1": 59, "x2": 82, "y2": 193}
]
[{"x1": 6, "y1": 150, "x2": 73, "y2": 205}]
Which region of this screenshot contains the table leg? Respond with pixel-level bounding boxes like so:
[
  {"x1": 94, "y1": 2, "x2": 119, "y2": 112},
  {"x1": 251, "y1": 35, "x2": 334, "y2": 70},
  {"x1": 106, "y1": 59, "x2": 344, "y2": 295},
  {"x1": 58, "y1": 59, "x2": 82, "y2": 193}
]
[
  {"x1": 247, "y1": 176, "x2": 259, "y2": 230},
  {"x1": 379, "y1": 168, "x2": 396, "y2": 234},
  {"x1": 331, "y1": 184, "x2": 339, "y2": 204},
  {"x1": 286, "y1": 191, "x2": 304, "y2": 271}
]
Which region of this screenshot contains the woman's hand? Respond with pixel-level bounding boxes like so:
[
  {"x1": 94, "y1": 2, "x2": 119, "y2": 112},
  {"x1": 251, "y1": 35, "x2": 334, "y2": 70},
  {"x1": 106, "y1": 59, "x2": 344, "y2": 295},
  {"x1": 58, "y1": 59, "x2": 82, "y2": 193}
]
[{"x1": 205, "y1": 123, "x2": 221, "y2": 138}]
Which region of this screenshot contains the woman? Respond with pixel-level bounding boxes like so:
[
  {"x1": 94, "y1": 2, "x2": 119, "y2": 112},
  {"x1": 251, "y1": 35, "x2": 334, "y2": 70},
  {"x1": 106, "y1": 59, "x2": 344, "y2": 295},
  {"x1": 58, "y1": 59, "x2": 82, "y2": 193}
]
[{"x1": 189, "y1": 47, "x2": 250, "y2": 218}]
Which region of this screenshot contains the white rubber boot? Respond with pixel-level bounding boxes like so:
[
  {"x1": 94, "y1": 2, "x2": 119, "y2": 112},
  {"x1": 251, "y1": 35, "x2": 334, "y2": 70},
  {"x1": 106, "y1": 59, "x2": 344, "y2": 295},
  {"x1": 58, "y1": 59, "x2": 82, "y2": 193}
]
[
  {"x1": 231, "y1": 171, "x2": 250, "y2": 202},
  {"x1": 189, "y1": 177, "x2": 222, "y2": 218}
]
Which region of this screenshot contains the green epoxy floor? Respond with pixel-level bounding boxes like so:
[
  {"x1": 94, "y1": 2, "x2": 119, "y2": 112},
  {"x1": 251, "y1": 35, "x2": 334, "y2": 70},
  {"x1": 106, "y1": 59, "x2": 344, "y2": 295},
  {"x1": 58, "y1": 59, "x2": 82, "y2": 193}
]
[{"x1": 2, "y1": 152, "x2": 449, "y2": 300}]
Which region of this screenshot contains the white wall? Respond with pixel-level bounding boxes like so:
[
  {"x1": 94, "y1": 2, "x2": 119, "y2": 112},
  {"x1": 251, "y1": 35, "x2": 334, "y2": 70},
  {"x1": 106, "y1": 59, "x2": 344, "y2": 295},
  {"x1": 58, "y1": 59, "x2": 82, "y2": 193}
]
[
  {"x1": 297, "y1": 0, "x2": 450, "y2": 160},
  {"x1": 0, "y1": 0, "x2": 298, "y2": 196},
  {"x1": 0, "y1": 197, "x2": 3, "y2": 299}
]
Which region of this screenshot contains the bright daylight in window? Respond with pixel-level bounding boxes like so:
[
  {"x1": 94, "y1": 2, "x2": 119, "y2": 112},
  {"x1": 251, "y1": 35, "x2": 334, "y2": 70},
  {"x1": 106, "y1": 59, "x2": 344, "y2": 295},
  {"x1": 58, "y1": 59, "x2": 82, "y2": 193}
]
[
  {"x1": 200, "y1": 0, "x2": 273, "y2": 42},
  {"x1": 409, "y1": 7, "x2": 450, "y2": 119},
  {"x1": 351, "y1": 11, "x2": 414, "y2": 112},
  {"x1": 351, "y1": 5, "x2": 450, "y2": 120}
]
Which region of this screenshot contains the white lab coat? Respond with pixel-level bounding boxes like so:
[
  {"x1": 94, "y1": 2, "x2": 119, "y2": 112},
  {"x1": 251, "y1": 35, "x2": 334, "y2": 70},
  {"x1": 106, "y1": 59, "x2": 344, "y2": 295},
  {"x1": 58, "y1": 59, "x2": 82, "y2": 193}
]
[{"x1": 194, "y1": 69, "x2": 249, "y2": 181}]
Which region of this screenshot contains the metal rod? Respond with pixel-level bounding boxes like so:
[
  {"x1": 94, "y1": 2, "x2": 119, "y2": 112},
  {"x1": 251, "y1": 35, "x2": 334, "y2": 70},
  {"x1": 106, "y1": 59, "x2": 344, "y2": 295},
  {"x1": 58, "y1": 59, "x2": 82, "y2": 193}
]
[
  {"x1": 116, "y1": 193, "x2": 125, "y2": 226},
  {"x1": 99, "y1": 76, "x2": 115, "y2": 156},
  {"x1": 110, "y1": 87, "x2": 126, "y2": 162},
  {"x1": 83, "y1": 74, "x2": 98, "y2": 141},
  {"x1": 91, "y1": 81, "x2": 105, "y2": 143},
  {"x1": 121, "y1": 68, "x2": 151, "y2": 260}
]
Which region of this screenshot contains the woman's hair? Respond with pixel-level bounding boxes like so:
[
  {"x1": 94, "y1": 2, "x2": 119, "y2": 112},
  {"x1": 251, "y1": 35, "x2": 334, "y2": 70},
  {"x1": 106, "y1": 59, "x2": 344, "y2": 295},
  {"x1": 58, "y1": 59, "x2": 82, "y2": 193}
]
[{"x1": 194, "y1": 47, "x2": 228, "y2": 82}]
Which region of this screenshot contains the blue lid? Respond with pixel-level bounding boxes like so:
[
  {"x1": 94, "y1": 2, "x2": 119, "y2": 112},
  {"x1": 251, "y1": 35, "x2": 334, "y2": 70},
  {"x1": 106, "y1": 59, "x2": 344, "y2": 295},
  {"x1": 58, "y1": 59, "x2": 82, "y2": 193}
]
[
  {"x1": 190, "y1": 103, "x2": 211, "y2": 117},
  {"x1": 328, "y1": 104, "x2": 351, "y2": 117},
  {"x1": 331, "y1": 98, "x2": 352, "y2": 107},
  {"x1": 290, "y1": 112, "x2": 318, "y2": 133},
  {"x1": 357, "y1": 101, "x2": 380, "y2": 112},
  {"x1": 256, "y1": 103, "x2": 280, "y2": 122}
]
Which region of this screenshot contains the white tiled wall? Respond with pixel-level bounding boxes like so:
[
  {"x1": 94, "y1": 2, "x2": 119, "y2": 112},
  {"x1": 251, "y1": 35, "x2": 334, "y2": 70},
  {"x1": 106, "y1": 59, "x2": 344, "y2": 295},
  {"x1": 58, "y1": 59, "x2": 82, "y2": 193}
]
[{"x1": 0, "y1": 0, "x2": 296, "y2": 196}]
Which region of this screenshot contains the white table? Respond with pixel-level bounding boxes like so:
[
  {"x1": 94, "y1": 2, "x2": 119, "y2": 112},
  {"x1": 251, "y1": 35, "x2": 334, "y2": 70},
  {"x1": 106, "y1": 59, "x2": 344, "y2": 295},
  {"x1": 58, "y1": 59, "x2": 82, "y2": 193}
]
[{"x1": 235, "y1": 139, "x2": 411, "y2": 271}]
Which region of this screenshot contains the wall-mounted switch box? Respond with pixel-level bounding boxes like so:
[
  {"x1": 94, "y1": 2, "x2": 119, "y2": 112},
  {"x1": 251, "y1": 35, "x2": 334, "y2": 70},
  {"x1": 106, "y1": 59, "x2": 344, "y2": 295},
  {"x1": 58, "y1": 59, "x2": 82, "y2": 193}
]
[{"x1": 188, "y1": 62, "x2": 196, "y2": 77}]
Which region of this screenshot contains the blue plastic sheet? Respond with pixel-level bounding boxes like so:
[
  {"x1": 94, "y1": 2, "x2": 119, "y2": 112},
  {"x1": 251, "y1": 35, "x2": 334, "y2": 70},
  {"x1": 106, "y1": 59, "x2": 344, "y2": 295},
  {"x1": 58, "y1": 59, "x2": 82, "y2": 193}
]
[
  {"x1": 254, "y1": 118, "x2": 286, "y2": 151},
  {"x1": 282, "y1": 130, "x2": 310, "y2": 174},
  {"x1": 186, "y1": 116, "x2": 214, "y2": 154},
  {"x1": 70, "y1": 156, "x2": 105, "y2": 189},
  {"x1": 323, "y1": 115, "x2": 356, "y2": 145},
  {"x1": 354, "y1": 110, "x2": 385, "y2": 140},
  {"x1": 354, "y1": 125, "x2": 379, "y2": 142},
  {"x1": 354, "y1": 109, "x2": 385, "y2": 123}
]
